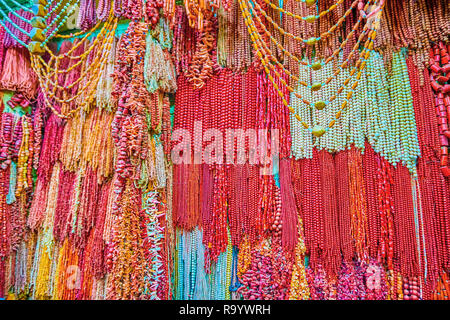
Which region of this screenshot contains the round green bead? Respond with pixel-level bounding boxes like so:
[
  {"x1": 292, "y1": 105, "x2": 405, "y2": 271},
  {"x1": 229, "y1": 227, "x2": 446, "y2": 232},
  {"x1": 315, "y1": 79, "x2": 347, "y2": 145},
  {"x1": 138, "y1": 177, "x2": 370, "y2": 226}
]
[
  {"x1": 311, "y1": 62, "x2": 322, "y2": 70},
  {"x1": 306, "y1": 37, "x2": 317, "y2": 46},
  {"x1": 314, "y1": 101, "x2": 326, "y2": 110},
  {"x1": 312, "y1": 125, "x2": 326, "y2": 137},
  {"x1": 311, "y1": 83, "x2": 322, "y2": 91},
  {"x1": 305, "y1": 15, "x2": 316, "y2": 23}
]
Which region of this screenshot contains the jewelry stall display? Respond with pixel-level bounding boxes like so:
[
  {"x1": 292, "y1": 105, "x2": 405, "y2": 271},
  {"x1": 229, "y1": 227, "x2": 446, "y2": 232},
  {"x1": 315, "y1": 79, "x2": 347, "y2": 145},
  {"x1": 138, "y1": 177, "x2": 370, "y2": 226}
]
[{"x1": 0, "y1": 0, "x2": 448, "y2": 300}]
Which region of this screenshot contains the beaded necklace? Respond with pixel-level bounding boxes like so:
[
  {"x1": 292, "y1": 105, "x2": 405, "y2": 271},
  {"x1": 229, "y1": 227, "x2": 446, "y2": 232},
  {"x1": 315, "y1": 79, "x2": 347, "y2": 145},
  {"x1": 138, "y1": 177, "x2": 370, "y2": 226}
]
[
  {"x1": 184, "y1": 0, "x2": 215, "y2": 31},
  {"x1": 278, "y1": 159, "x2": 298, "y2": 250},
  {"x1": 203, "y1": 165, "x2": 228, "y2": 265},
  {"x1": 392, "y1": 165, "x2": 420, "y2": 279},
  {"x1": 408, "y1": 56, "x2": 443, "y2": 293},
  {"x1": 106, "y1": 180, "x2": 146, "y2": 299},
  {"x1": 0, "y1": 8, "x2": 33, "y2": 47},
  {"x1": 0, "y1": 0, "x2": 82, "y2": 51},
  {"x1": 318, "y1": 150, "x2": 341, "y2": 276},
  {"x1": 348, "y1": 147, "x2": 369, "y2": 263},
  {"x1": 163, "y1": 0, "x2": 176, "y2": 25},
  {"x1": 387, "y1": 50, "x2": 421, "y2": 174},
  {"x1": 14, "y1": 115, "x2": 33, "y2": 197},
  {"x1": 0, "y1": 167, "x2": 10, "y2": 259},
  {"x1": 111, "y1": 21, "x2": 151, "y2": 195},
  {"x1": 141, "y1": 190, "x2": 167, "y2": 299},
  {"x1": 96, "y1": 0, "x2": 111, "y2": 21},
  {"x1": 375, "y1": 0, "x2": 449, "y2": 73},
  {"x1": 184, "y1": 12, "x2": 218, "y2": 89},
  {"x1": 363, "y1": 143, "x2": 381, "y2": 259},
  {"x1": 144, "y1": 31, "x2": 177, "y2": 93},
  {"x1": 288, "y1": 210, "x2": 309, "y2": 300},
  {"x1": 77, "y1": 0, "x2": 97, "y2": 31},
  {"x1": 263, "y1": 0, "x2": 346, "y2": 23},
  {"x1": 290, "y1": 49, "x2": 421, "y2": 176},
  {"x1": 238, "y1": 239, "x2": 276, "y2": 300},
  {"x1": 239, "y1": 0, "x2": 384, "y2": 137},
  {"x1": 33, "y1": 161, "x2": 59, "y2": 299},
  {"x1": 96, "y1": 35, "x2": 116, "y2": 110},
  {"x1": 30, "y1": 12, "x2": 118, "y2": 118},
  {"x1": 335, "y1": 261, "x2": 367, "y2": 299},
  {"x1": 429, "y1": 42, "x2": 450, "y2": 177},
  {"x1": 249, "y1": 0, "x2": 374, "y2": 93}
]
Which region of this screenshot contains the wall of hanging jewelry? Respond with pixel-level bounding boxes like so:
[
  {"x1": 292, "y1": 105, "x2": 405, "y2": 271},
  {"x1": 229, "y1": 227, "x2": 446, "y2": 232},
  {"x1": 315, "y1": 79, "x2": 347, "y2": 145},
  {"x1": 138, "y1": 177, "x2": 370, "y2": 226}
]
[{"x1": 0, "y1": 0, "x2": 448, "y2": 300}]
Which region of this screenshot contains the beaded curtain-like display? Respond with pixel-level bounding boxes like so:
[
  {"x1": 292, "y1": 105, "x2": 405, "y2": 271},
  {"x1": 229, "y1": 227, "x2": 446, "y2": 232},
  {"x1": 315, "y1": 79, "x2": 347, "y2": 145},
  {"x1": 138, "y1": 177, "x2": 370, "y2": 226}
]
[{"x1": 0, "y1": 0, "x2": 449, "y2": 300}]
